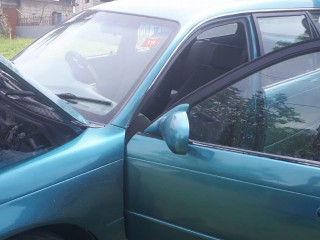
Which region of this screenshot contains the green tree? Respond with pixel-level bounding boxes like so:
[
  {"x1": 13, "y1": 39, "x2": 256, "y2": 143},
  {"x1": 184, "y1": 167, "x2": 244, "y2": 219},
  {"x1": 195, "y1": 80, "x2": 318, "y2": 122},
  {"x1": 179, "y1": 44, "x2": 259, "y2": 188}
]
[
  {"x1": 190, "y1": 87, "x2": 307, "y2": 157},
  {"x1": 0, "y1": 14, "x2": 11, "y2": 38}
]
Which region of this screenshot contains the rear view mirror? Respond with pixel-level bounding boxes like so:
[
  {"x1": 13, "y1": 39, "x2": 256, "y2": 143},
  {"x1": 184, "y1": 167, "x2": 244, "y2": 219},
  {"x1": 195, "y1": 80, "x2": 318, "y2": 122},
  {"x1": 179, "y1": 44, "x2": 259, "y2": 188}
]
[{"x1": 145, "y1": 104, "x2": 190, "y2": 155}]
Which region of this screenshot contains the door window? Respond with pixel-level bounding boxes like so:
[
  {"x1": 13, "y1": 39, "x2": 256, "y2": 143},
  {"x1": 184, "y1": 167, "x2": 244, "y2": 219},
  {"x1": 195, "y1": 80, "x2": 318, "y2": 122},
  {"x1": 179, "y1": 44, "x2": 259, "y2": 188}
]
[
  {"x1": 142, "y1": 20, "x2": 249, "y2": 120},
  {"x1": 197, "y1": 22, "x2": 238, "y2": 39},
  {"x1": 189, "y1": 51, "x2": 320, "y2": 161},
  {"x1": 256, "y1": 15, "x2": 312, "y2": 54}
]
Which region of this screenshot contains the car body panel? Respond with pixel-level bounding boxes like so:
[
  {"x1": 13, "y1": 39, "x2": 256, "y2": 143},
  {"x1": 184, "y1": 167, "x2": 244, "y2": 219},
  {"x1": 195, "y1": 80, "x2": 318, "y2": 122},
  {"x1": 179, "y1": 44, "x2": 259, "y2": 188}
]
[
  {"x1": 0, "y1": 161, "x2": 124, "y2": 240},
  {"x1": 125, "y1": 211, "x2": 220, "y2": 240},
  {"x1": 94, "y1": 0, "x2": 318, "y2": 25},
  {"x1": 0, "y1": 125, "x2": 126, "y2": 239},
  {"x1": 126, "y1": 116, "x2": 320, "y2": 240},
  {"x1": 0, "y1": 125, "x2": 124, "y2": 205},
  {"x1": 2, "y1": 0, "x2": 320, "y2": 239},
  {"x1": 125, "y1": 39, "x2": 320, "y2": 239}
]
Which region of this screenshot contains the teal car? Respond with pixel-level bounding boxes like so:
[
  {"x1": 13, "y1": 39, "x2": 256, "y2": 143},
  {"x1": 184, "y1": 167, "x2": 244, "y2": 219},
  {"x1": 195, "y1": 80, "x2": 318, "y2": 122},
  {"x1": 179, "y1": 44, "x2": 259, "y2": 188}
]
[{"x1": 2, "y1": 0, "x2": 320, "y2": 239}]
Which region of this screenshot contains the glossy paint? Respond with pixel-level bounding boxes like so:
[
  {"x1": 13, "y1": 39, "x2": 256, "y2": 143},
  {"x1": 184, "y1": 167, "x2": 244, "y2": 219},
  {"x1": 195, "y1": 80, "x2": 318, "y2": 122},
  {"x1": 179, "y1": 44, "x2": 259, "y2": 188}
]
[
  {"x1": 126, "y1": 135, "x2": 320, "y2": 239},
  {"x1": 0, "y1": 125, "x2": 126, "y2": 240},
  {"x1": 124, "y1": 36, "x2": 320, "y2": 240},
  {"x1": 145, "y1": 104, "x2": 190, "y2": 154},
  {"x1": 94, "y1": 0, "x2": 317, "y2": 24},
  {"x1": 2, "y1": 0, "x2": 320, "y2": 239}
]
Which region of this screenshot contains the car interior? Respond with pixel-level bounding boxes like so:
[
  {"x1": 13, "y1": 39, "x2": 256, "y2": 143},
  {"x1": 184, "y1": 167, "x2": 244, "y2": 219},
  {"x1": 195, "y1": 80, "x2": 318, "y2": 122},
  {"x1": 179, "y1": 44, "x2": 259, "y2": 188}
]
[{"x1": 141, "y1": 20, "x2": 249, "y2": 121}]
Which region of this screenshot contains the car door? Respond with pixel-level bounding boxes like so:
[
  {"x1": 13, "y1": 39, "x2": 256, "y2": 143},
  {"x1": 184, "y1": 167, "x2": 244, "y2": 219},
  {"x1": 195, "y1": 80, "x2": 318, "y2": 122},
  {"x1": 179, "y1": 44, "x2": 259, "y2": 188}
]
[{"x1": 125, "y1": 39, "x2": 320, "y2": 240}]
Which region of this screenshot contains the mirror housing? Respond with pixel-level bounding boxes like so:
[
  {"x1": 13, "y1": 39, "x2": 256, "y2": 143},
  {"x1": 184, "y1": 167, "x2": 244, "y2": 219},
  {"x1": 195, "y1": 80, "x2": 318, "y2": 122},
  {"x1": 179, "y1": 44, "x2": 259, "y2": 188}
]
[{"x1": 145, "y1": 104, "x2": 190, "y2": 155}]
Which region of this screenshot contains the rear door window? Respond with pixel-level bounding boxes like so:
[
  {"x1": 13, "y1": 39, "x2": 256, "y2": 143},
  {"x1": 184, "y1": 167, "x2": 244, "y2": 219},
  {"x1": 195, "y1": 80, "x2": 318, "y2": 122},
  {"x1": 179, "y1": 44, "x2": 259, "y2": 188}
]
[
  {"x1": 309, "y1": 11, "x2": 320, "y2": 32},
  {"x1": 255, "y1": 14, "x2": 312, "y2": 54}
]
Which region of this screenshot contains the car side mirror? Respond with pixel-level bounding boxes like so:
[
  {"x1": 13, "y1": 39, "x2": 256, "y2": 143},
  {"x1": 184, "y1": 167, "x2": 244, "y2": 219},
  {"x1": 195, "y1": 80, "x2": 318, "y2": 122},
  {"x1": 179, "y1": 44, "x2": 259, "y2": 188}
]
[{"x1": 145, "y1": 104, "x2": 190, "y2": 155}]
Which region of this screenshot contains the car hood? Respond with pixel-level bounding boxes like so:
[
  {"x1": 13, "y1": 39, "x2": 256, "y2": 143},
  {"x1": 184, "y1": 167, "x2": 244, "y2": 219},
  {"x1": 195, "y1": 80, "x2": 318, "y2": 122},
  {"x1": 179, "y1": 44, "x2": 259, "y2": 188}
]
[{"x1": 0, "y1": 56, "x2": 89, "y2": 130}]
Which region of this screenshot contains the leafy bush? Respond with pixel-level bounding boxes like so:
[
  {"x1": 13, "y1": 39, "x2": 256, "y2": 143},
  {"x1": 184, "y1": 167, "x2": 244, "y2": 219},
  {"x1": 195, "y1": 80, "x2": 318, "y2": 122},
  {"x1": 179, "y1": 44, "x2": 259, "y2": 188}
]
[{"x1": 0, "y1": 14, "x2": 11, "y2": 38}]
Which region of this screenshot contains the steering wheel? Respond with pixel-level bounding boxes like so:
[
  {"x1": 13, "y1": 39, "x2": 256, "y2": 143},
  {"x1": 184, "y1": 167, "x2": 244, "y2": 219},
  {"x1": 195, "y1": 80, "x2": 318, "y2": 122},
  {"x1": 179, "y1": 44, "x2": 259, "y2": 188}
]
[{"x1": 65, "y1": 51, "x2": 100, "y2": 85}]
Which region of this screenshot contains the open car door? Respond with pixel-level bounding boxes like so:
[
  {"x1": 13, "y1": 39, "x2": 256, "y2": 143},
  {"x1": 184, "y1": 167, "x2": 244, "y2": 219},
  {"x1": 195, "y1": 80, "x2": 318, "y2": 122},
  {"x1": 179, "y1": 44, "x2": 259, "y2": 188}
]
[{"x1": 125, "y1": 39, "x2": 320, "y2": 240}]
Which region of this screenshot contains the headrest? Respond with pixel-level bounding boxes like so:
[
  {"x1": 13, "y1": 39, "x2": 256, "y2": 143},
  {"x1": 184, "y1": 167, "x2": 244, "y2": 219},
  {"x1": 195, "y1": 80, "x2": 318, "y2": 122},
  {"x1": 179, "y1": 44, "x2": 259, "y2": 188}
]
[
  {"x1": 211, "y1": 44, "x2": 247, "y2": 70},
  {"x1": 184, "y1": 40, "x2": 217, "y2": 70}
]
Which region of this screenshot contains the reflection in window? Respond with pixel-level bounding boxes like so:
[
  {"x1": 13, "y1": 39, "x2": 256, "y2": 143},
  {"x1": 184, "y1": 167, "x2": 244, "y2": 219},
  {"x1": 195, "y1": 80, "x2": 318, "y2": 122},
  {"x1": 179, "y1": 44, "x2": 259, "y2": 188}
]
[
  {"x1": 189, "y1": 52, "x2": 320, "y2": 161},
  {"x1": 197, "y1": 23, "x2": 238, "y2": 40},
  {"x1": 310, "y1": 11, "x2": 320, "y2": 32},
  {"x1": 257, "y1": 15, "x2": 311, "y2": 54}
]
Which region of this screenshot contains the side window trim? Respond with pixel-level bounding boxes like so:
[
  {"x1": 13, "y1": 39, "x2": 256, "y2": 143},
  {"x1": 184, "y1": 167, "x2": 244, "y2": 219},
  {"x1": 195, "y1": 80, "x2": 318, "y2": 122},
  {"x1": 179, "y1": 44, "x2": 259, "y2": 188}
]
[
  {"x1": 253, "y1": 11, "x2": 314, "y2": 55},
  {"x1": 190, "y1": 140, "x2": 320, "y2": 167},
  {"x1": 306, "y1": 10, "x2": 320, "y2": 37}
]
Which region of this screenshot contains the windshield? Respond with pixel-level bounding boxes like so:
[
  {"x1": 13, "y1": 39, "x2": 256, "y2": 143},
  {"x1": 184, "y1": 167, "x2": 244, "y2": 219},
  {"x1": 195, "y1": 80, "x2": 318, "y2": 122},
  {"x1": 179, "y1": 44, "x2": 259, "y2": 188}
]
[{"x1": 13, "y1": 11, "x2": 178, "y2": 124}]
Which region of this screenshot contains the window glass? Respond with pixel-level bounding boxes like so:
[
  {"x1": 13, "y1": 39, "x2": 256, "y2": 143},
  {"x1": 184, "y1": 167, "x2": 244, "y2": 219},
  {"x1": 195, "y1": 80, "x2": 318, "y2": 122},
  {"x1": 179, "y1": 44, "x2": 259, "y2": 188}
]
[
  {"x1": 142, "y1": 21, "x2": 248, "y2": 121},
  {"x1": 257, "y1": 15, "x2": 311, "y2": 54},
  {"x1": 309, "y1": 11, "x2": 320, "y2": 32},
  {"x1": 189, "y1": 52, "x2": 320, "y2": 161},
  {"x1": 197, "y1": 23, "x2": 238, "y2": 40},
  {"x1": 13, "y1": 11, "x2": 178, "y2": 124}
]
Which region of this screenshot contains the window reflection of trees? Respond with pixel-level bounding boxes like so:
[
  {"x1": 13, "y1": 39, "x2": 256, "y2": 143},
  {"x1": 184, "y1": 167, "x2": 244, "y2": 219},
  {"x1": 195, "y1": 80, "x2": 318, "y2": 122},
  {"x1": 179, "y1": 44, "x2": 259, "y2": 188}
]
[
  {"x1": 272, "y1": 34, "x2": 310, "y2": 52},
  {"x1": 189, "y1": 85, "x2": 320, "y2": 161},
  {"x1": 272, "y1": 18, "x2": 311, "y2": 52}
]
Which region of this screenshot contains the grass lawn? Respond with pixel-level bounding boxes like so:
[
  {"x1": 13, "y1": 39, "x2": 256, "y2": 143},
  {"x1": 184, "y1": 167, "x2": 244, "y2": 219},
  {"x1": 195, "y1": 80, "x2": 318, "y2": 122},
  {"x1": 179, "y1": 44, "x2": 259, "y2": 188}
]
[{"x1": 0, "y1": 38, "x2": 35, "y2": 60}]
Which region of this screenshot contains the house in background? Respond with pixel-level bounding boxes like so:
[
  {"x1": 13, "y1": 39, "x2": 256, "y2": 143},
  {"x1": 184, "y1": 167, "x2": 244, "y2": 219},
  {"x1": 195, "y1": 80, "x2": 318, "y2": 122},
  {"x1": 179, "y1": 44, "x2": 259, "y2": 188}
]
[
  {"x1": 0, "y1": 0, "x2": 20, "y2": 37},
  {"x1": 0, "y1": 0, "x2": 112, "y2": 38},
  {"x1": 76, "y1": 0, "x2": 112, "y2": 13}
]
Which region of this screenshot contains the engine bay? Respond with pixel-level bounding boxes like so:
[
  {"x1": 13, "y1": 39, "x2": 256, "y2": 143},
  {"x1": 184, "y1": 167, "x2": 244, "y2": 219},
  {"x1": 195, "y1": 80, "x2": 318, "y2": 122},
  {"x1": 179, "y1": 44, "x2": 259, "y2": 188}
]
[
  {"x1": 0, "y1": 101, "x2": 74, "y2": 168},
  {"x1": 0, "y1": 69, "x2": 79, "y2": 168},
  {"x1": 0, "y1": 104, "x2": 52, "y2": 153}
]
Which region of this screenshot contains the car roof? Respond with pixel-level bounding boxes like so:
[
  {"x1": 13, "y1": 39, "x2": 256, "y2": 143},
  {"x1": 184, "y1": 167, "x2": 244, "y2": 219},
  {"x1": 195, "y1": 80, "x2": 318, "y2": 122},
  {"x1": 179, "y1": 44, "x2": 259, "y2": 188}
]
[{"x1": 93, "y1": 0, "x2": 320, "y2": 25}]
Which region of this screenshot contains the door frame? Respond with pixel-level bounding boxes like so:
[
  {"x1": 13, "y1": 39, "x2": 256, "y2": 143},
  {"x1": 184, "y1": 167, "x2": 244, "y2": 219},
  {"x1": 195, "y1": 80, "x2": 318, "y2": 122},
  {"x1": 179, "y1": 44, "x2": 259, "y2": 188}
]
[{"x1": 170, "y1": 38, "x2": 320, "y2": 166}]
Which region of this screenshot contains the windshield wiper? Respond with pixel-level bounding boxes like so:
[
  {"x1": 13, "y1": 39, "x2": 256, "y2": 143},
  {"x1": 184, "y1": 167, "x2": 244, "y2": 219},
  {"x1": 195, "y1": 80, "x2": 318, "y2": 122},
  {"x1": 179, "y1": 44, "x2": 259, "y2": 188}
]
[
  {"x1": 0, "y1": 88, "x2": 55, "y2": 111},
  {"x1": 5, "y1": 89, "x2": 35, "y2": 97},
  {"x1": 57, "y1": 93, "x2": 112, "y2": 106}
]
